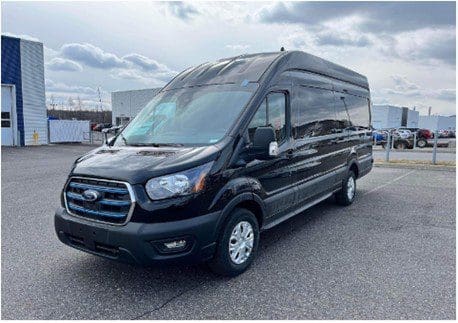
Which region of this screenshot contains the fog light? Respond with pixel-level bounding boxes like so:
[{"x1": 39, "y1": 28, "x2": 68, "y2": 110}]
[
  {"x1": 152, "y1": 237, "x2": 192, "y2": 254},
  {"x1": 164, "y1": 239, "x2": 187, "y2": 250}
]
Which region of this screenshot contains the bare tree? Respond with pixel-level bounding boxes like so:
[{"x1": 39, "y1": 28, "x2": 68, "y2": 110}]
[
  {"x1": 76, "y1": 96, "x2": 84, "y2": 111},
  {"x1": 67, "y1": 97, "x2": 75, "y2": 111},
  {"x1": 49, "y1": 95, "x2": 56, "y2": 110}
]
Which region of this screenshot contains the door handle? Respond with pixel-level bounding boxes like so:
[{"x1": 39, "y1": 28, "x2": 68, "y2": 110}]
[{"x1": 330, "y1": 137, "x2": 344, "y2": 144}]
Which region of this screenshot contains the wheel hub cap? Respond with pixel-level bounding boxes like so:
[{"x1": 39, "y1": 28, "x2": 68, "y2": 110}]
[
  {"x1": 347, "y1": 177, "x2": 355, "y2": 200},
  {"x1": 229, "y1": 221, "x2": 254, "y2": 265}
]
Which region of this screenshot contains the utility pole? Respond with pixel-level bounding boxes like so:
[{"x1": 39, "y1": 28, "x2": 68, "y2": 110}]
[{"x1": 97, "y1": 87, "x2": 103, "y2": 123}]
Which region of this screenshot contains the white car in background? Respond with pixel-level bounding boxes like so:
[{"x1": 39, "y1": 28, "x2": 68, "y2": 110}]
[{"x1": 395, "y1": 129, "x2": 412, "y2": 139}]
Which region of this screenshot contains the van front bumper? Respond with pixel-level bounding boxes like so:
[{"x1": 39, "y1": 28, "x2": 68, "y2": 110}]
[{"x1": 54, "y1": 207, "x2": 220, "y2": 266}]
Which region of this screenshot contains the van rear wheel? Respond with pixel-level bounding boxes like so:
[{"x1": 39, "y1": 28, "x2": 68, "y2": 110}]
[
  {"x1": 208, "y1": 208, "x2": 259, "y2": 277},
  {"x1": 335, "y1": 171, "x2": 356, "y2": 206}
]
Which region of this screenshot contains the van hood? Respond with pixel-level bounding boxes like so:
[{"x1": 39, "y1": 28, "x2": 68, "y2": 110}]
[{"x1": 71, "y1": 145, "x2": 220, "y2": 184}]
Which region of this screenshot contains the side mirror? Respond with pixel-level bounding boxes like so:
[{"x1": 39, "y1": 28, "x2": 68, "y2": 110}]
[
  {"x1": 251, "y1": 126, "x2": 278, "y2": 159},
  {"x1": 102, "y1": 126, "x2": 122, "y2": 145}
]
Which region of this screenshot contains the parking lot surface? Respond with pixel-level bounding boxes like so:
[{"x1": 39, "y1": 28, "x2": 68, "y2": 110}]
[{"x1": 2, "y1": 144, "x2": 455, "y2": 319}]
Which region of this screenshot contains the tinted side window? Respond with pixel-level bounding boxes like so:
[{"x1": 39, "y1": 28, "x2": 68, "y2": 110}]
[
  {"x1": 334, "y1": 95, "x2": 352, "y2": 130},
  {"x1": 292, "y1": 86, "x2": 337, "y2": 139},
  {"x1": 344, "y1": 95, "x2": 370, "y2": 128},
  {"x1": 248, "y1": 92, "x2": 286, "y2": 142}
]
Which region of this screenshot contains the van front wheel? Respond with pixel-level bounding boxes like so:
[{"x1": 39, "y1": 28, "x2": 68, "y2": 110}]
[
  {"x1": 335, "y1": 171, "x2": 356, "y2": 206},
  {"x1": 208, "y1": 208, "x2": 259, "y2": 277}
]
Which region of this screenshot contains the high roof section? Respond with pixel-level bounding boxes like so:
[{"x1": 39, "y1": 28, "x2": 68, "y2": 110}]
[
  {"x1": 163, "y1": 52, "x2": 282, "y2": 91},
  {"x1": 163, "y1": 51, "x2": 368, "y2": 91}
]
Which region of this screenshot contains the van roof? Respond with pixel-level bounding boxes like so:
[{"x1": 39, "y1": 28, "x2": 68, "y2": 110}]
[{"x1": 163, "y1": 50, "x2": 369, "y2": 91}]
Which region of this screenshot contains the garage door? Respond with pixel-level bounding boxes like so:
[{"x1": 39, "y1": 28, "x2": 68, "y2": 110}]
[{"x1": 1, "y1": 85, "x2": 15, "y2": 146}]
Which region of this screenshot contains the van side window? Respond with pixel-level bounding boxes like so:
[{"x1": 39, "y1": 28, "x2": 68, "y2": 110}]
[
  {"x1": 248, "y1": 92, "x2": 286, "y2": 143},
  {"x1": 340, "y1": 95, "x2": 370, "y2": 128},
  {"x1": 335, "y1": 95, "x2": 352, "y2": 130},
  {"x1": 292, "y1": 87, "x2": 337, "y2": 139}
]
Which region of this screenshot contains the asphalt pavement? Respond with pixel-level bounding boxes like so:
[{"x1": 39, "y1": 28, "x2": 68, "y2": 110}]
[{"x1": 1, "y1": 144, "x2": 455, "y2": 319}]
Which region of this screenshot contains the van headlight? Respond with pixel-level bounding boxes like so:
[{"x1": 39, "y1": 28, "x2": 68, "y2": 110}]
[{"x1": 145, "y1": 162, "x2": 213, "y2": 200}]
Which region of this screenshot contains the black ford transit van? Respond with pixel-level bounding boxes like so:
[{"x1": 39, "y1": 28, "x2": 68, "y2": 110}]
[{"x1": 55, "y1": 51, "x2": 373, "y2": 276}]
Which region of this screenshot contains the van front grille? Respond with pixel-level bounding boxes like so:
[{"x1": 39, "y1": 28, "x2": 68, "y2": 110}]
[{"x1": 64, "y1": 177, "x2": 134, "y2": 225}]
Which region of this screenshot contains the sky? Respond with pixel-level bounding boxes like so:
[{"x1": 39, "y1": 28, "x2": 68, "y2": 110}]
[{"x1": 1, "y1": 1, "x2": 456, "y2": 115}]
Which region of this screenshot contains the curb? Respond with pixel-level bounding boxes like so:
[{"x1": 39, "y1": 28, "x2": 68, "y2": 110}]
[
  {"x1": 374, "y1": 162, "x2": 456, "y2": 172},
  {"x1": 372, "y1": 148, "x2": 456, "y2": 154}
]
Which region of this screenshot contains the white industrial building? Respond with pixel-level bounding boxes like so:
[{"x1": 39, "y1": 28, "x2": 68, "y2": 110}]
[
  {"x1": 371, "y1": 105, "x2": 419, "y2": 129},
  {"x1": 1, "y1": 35, "x2": 48, "y2": 146},
  {"x1": 418, "y1": 115, "x2": 456, "y2": 131},
  {"x1": 111, "y1": 88, "x2": 161, "y2": 126}
]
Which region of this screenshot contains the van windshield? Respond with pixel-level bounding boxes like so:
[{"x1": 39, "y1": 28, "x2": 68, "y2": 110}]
[{"x1": 114, "y1": 83, "x2": 257, "y2": 146}]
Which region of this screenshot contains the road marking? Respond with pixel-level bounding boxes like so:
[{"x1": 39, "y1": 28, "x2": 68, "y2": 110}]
[{"x1": 363, "y1": 170, "x2": 416, "y2": 196}]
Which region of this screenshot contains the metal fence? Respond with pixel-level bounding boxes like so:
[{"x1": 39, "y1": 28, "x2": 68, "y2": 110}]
[
  {"x1": 378, "y1": 130, "x2": 455, "y2": 165},
  {"x1": 82, "y1": 131, "x2": 105, "y2": 144}
]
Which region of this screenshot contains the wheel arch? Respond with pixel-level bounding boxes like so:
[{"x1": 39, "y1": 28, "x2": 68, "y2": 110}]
[
  {"x1": 215, "y1": 192, "x2": 266, "y2": 239},
  {"x1": 347, "y1": 157, "x2": 360, "y2": 179}
]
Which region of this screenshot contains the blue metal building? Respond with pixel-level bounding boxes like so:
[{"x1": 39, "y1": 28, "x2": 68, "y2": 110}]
[{"x1": 1, "y1": 35, "x2": 47, "y2": 146}]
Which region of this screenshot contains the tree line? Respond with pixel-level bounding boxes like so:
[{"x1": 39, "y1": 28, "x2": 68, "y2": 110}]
[{"x1": 47, "y1": 109, "x2": 112, "y2": 124}]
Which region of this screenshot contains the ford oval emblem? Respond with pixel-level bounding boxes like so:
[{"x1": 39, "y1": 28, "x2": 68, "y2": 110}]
[{"x1": 82, "y1": 189, "x2": 101, "y2": 202}]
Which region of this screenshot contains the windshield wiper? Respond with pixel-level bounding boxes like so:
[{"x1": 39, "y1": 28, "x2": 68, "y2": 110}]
[
  {"x1": 128, "y1": 143, "x2": 184, "y2": 147},
  {"x1": 119, "y1": 133, "x2": 129, "y2": 145}
]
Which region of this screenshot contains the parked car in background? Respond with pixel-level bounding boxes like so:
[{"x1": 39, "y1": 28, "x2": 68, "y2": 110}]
[
  {"x1": 438, "y1": 129, "x2": 456, "y2": 138},
  {"x1": 394, "y1": 129, "x2": 411, "y2": 139},
  {"x1": 396, "y1": 127, "x2": 433, "y2": 148},
  {"x1": 372, "y1": 130, "x2": 386, "y2": 145},
  {"x1": 380, "y1": 134, "x2": 413, "y2": 150},
  {"x1": 92, "y1": 123, "x2": 112, "y2": 132}
]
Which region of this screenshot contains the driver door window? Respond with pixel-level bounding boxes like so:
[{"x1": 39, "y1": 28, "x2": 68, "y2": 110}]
[{"x1": 248, "y1": 92, "x2": 286, "y2": 143}]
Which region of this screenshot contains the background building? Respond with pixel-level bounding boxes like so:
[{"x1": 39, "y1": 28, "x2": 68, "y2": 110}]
[
  {"x1": 418, "y1": 115, "x2": 456, "y2": 131},
  {"x1": 371, "y1": 105, "x2": 419, "y2": 129},
  {"x1": 111, "y1": 88, "x2": 160, "y2": 126},
  {"x1": 1, "y1": 35, "x2": 47, "y2": 146}
]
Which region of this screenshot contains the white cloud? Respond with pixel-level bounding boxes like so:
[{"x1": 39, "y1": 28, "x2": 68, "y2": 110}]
[
  {"x1": 122, "y1": 53, "x2": 171, "y2": 73},
  {"x1": 254, "y1": 2, "x2": 455, "y2": 33},
  {"x1": 380, "y1": 75, "x2": 455, "y2": 102},
  {"x1": 166, "y1": 2, "x2": 199, "y2": 21},
  {"x1": 60, "y1": 43, "x2": 127, "y2": 69},
  {"x1": 46, "y1": 58, "x2": 82, "y2": 72},
  {"x1": 45, "y1": 79, "x2": 97, "y2": 95},
  {"x1": 47, "y1": 42, "x2": 177, "y2": 85},
  {"x1": 225, "y1": 44, "x2": 250, "y2": 51},
  {"x1": 382, "y1": 27, "x2": 456, "y2": 66}
]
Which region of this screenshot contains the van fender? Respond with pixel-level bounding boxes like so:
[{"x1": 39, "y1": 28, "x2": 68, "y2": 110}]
[
  {"x1": 213, "y1": 192, "x2": 267, "y2": 240},
  {"x1": 346, "y1": 154, "x2": 360, "y2": 178},
  {"x1": 208, "y1": 177, "x2": 264, "y2": 212},
  {"x1": 209, "y1": 177, "x2": 267, "y2": 237}
]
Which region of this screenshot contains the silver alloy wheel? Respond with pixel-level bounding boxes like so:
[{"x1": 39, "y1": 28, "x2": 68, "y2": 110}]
[
  {"x1": 229, "y1": 221, "x2": 254, "y2": 265},
  {"x1": 347, "y1": 176, "x2": 355, "y2": 200}
]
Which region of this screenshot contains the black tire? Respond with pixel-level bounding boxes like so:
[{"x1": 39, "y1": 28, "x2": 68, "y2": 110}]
[
  {"x1": 334, "y1": 171, "x2": 356, "y2": 206},
  {"x1": 395, "y1": 141, "x2": 406, "y2": 149},
  {"x1": 417, "y1": 138, "x2": 427, "y2": 148},
  {"x1": 208, "y1": 208, "x2": 260, "y2": 277}
]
